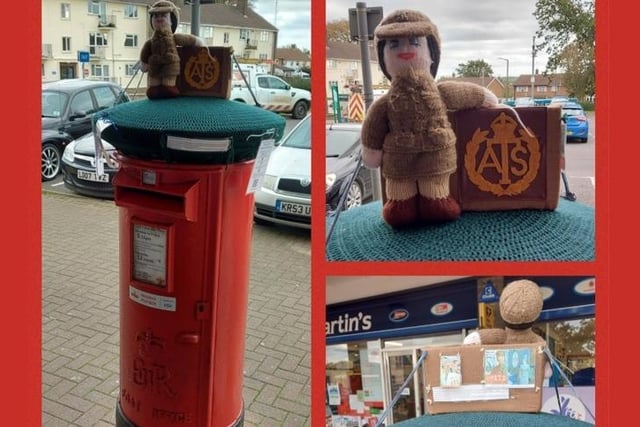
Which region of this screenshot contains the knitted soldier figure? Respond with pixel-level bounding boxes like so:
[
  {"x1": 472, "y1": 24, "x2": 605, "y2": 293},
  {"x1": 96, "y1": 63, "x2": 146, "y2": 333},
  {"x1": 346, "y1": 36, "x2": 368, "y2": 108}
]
[
  {"x1": 463, "y1": 279, "x2": 546, "y2": 345},
  {"x1": 139, "y1": 0, "x2": 203, "y2": 99},
  {"x1": 361, "y1": 10, "x2": 498, "y2": 228}
]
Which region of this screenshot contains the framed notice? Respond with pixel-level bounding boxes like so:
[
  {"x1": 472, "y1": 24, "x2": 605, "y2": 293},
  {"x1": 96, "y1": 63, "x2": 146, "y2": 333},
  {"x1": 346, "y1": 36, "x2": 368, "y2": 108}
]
[{"x1": 131, "y1": 220, "x2": 174, "y2": 289}]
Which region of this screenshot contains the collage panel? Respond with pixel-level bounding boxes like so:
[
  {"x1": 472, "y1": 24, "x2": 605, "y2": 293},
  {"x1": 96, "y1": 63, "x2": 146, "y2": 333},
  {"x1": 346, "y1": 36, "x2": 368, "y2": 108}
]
[
  {"x1": 324, "y1": 0, "x2": 594, "y2": 262},
  {"x1": 325, "y1": 276, "x2": 596, "y2": 426},
  {"x1": 321, "y1": 2, "x2": 597, "y2": 425},
  {"x1": 41, "y1": 1, "x2": 313, "y2": 426}
]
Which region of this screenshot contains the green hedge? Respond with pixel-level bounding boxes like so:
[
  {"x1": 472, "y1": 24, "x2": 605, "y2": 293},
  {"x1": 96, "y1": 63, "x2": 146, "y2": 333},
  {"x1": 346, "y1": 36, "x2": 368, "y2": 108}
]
[
  {"x1": 581, "y1": 101, "x2": 594, "y2": 111},
  {"x1": 282, "y1": 76, "x2": 311, "y2": 92}
]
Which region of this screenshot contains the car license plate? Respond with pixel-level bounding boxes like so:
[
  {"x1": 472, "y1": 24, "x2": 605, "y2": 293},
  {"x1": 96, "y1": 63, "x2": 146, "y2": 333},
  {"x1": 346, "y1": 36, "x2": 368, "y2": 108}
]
[
  {"x1": 276, "y1": 200, "x2": 311, "y2": 216},
  {"x1": 77, "y1": 170, "x2": 109, "y2": 183}
]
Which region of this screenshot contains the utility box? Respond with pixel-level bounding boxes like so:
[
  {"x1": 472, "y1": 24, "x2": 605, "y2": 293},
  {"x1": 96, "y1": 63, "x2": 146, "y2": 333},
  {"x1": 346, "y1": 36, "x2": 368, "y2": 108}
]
[{"x1": 97, "y1": 96, "x2": 286, "y2": 426}]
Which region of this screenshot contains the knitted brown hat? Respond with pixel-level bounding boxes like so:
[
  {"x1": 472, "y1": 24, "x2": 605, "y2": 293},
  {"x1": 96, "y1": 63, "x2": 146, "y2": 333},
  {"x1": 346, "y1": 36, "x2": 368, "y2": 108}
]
[
  {"x1": 499, "y1": 279, "x2": 543, "y2": 327},
  {"x1": 149, "y1": 0, "x2": 179, "y2": 33},
  {"x1": 374, "y1": 10, "x2": 441, "y2": 79}
]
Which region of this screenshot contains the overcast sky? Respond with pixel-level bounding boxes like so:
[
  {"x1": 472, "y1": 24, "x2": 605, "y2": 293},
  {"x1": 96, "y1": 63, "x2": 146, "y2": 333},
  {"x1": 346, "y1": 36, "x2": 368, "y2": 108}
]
[
  {"x1": 326, "y1": 0, "x2": 550, "y2": 78},
  {"x1": 254, "y1": 0, "x2": 311, "y2": 51}
]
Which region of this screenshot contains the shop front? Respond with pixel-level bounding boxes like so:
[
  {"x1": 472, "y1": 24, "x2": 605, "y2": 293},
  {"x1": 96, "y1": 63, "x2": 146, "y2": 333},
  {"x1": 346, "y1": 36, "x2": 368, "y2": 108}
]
[{"x1": 325, "y1": 276, "x2": 595, "y2": 426}]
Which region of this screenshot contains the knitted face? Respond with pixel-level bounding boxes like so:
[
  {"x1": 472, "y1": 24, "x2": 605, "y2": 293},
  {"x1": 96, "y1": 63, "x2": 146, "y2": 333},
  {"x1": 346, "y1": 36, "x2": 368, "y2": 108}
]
[
  {"x1": 382, "y1": 36, "x2": 432, "y2": 79},
  {"x1": 151, "y1": 11, "x2": 172, "y2": 31}
]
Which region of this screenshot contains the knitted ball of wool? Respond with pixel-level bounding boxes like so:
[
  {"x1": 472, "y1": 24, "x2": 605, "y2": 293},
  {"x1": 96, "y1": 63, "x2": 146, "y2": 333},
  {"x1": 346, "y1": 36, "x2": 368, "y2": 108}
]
[{"x1": 499, "y1": 280, "x2": 543, "y2": 325}]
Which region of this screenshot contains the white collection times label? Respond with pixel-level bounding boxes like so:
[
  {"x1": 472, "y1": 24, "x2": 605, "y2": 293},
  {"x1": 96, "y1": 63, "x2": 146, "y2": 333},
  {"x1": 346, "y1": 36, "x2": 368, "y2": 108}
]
[{"x1": 129, "y1": 286, "x2": 176, "y2": 312}]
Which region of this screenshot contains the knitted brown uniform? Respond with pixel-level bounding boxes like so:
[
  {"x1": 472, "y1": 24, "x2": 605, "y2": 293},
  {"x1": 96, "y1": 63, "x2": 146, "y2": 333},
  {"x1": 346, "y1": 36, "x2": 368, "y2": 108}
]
[
  {"x1": 474, "y1": 279, "x2": 546, "y2": 345},
  {"x1": 143, "y1": 27, "x2": 180, "y2": 80},
  {"x1": 361, "y1": 10, "x2": 488, "y2": 227}
]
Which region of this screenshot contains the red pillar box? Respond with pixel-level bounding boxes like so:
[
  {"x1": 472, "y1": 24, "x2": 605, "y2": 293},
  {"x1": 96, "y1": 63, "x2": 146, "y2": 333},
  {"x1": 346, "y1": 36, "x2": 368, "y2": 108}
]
[{"x1": 97, "y1": 97, "x2": 285, "y2": 427}]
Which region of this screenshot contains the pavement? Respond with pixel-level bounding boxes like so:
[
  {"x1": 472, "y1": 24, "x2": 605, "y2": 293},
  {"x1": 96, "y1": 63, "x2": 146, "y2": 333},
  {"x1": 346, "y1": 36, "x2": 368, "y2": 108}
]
[{"x1": 41, "y1": 191, "x2": 311, "y2": 426}]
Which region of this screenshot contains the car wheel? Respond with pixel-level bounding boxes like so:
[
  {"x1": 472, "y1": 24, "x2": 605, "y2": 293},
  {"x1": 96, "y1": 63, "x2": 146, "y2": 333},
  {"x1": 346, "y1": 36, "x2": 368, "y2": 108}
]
[
  {"x1": 42, "y1": 143, "x2": 61, "y2": 181},
  {"x1": 291, "y1": 101, "x2": 309, "y2": 120},
  {"x1": 344, "y1": 180, "x2": 364, "y2": 210}
]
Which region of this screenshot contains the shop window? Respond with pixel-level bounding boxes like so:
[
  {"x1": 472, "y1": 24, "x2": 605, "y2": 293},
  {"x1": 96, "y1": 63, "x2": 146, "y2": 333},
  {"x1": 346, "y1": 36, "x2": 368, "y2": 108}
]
[{"x1": 534, "y1": 317, "x2": 595, "y2": 386}]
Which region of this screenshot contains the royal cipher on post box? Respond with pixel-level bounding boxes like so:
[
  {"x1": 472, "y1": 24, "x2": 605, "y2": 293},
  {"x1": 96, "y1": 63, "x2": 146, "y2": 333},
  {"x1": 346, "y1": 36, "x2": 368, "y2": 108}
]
[{"x1": 96, "y1": 96, "x2": 285, "y2": 427}]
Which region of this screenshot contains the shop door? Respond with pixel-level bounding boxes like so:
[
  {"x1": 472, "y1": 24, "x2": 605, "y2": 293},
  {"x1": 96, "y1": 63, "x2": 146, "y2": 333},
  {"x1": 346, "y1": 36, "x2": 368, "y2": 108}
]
[{"x1": 381, "y1": 348, "x2": 424, "y2": 424}]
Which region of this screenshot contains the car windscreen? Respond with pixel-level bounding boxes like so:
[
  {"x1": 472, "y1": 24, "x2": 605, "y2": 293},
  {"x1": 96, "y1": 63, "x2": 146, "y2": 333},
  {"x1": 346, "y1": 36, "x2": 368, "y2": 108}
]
[
  {"x1": 280, "y1": 118, "x2": 311, "y2": 149},
  {"x1": 562, "y1": 107, "x2": 584, "y2": 117},
  {"x1": 326, "y1": 129, "x2": 359, "y2": 157},
  {"x1": 42, "y1": 91, "x2": 68, "y2": 118}
]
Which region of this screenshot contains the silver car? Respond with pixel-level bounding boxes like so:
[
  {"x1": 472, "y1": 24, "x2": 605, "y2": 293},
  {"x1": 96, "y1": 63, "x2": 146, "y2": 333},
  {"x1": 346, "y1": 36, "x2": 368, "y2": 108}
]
[{"x1": 254, "y1": 116, "x2": 312, "y2": 229}]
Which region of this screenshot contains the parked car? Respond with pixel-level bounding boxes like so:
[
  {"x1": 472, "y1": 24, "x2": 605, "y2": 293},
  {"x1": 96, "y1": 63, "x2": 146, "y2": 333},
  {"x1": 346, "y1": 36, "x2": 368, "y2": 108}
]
[
  {"x1": 325, "y1": 122, "x2": 374, "y2": 213},
  {"x1": 41, "y1": 79, "x2": 129, "y2": 181},
  {"x1": 61, "y1": 132, "x2": 118, "y2": 199},
  {"x1": 515, "y1": 97, "x2": 535, "y2": 107},
  {"x1": 561, "y1": 101, "x2": 589, "y2": 143},
  {"x1": 253, "y1": 115, "x2": 374, "y2": 229}
]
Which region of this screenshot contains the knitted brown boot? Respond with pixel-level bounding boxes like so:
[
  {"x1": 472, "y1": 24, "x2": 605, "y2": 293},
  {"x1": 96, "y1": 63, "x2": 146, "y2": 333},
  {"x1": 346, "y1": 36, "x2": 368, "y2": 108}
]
[
  {"x1": 418, "y1": 195, "x2": 461, "y2": 223},
  {"x1": 383, "y1": 196, "x2": 419, "y2": 228}
]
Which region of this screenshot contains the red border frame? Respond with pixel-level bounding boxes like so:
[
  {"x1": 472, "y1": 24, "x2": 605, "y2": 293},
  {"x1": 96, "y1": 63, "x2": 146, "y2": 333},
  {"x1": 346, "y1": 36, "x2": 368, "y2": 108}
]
[{"x1": 5, "y1": 0, "x2": 42, "y2": 423}]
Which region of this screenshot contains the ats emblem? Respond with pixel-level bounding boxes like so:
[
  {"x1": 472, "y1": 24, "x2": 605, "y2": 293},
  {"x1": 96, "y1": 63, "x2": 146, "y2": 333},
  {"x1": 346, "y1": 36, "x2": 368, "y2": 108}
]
[{"x1": 464, "y1": 112, "x2": 541, "y2": 196}]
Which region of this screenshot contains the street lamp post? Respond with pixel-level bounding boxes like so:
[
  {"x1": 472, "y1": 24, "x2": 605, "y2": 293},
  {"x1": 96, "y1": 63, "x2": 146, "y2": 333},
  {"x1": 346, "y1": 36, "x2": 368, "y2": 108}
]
[
  {"x1": 531, "y1": 36, "x2": 536, "y2": 100},
  {"x1": 498, "y1": 57, "x2": 509, "y2": 100}
]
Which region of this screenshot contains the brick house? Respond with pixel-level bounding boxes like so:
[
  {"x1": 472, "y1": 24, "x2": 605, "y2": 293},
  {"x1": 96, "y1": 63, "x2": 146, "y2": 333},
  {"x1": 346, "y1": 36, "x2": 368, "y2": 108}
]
[
  {"x1": 437, "y1": 76, "x2": 506, "y2": 100},
  {"x1": 513, "y1": 73, "x2": 569, "y2": 100}
]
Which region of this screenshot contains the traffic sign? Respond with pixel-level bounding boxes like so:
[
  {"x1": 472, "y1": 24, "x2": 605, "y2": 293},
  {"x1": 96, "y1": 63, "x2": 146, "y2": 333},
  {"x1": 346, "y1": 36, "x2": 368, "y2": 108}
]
[
  {"x1": 348, "y1": 93, "x2": 364, "y2": 122},
  {"x1": 77, "y1": 50, "x2": 90, "y2": 63}
]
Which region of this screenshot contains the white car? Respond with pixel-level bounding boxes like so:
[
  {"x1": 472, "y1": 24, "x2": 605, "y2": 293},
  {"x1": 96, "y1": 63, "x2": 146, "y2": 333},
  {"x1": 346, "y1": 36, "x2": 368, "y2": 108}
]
[{"x1": 254, "y1": 116, "x2": 312, "y2": 229}]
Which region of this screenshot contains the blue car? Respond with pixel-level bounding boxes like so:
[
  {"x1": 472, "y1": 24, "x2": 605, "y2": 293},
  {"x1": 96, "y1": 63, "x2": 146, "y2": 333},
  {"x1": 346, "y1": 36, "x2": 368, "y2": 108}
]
[{"x1": 562, "y1": 102, "x2": 589, "y2": 143}]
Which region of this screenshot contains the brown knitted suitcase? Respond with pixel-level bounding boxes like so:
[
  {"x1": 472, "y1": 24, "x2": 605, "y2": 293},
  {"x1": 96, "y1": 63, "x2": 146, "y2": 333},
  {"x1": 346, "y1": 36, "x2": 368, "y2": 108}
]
[
  {"x1": 378, "y1": 106, "x2": 563, "y2": 211},
  {"x1": 176, "y1": 46, "x2": 233, "y2": 98},
  {"x1": 423, "y1": 343, "x2": 547, "y2": 414},
  {"x1": 448, "y1": 106, "x2": 562, "y2": 211}
]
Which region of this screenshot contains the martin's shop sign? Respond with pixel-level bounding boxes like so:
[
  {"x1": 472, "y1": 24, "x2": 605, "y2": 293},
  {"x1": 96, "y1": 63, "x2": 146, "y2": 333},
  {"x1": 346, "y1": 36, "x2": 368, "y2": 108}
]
[{"x1": 326, "y1": 277, "x2": 595, "y2": 345}]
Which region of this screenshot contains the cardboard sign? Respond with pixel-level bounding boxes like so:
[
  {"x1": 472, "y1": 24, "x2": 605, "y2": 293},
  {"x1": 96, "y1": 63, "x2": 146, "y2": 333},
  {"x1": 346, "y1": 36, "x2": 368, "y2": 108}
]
[{"x1": 424, "y1": 343, "x2": 546, "y2": 414}]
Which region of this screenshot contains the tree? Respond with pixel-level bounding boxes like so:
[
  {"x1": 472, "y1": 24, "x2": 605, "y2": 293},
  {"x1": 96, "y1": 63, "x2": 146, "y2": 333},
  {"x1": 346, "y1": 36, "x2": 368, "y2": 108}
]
[
  {"x1": 533, "y1": 0, "x2": 595, "y2": 98},
  {"x1": 327, "y1": 19, "x2": 352, "y2": 43},
  {"x1": 455, "y1": 60, "x2": 493, "y2": 78}
]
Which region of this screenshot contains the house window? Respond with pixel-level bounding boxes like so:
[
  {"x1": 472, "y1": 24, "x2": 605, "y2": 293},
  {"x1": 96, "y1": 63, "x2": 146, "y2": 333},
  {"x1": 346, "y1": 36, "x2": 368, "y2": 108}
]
[
  {"x1": 260, "y1": 31, "x2": 269, "y2": 42},
  {"x1": 177, "y1": 23, "x2": 190, "y2": 34},
  {"x1": 259, "y1": 53, "x2": 268, "y2": 61},
  {"x1": 124, "y1": 4, "x2": 138, "y2": 18},
  {"x1": 124, "y1": 34, "x2": 138, "y2": 48},
  {"x1": 89, "y1": 32, "x2": 108, "y2": 55},
  {"x1": 240, "y1": 29, "x2": 250, "y2": 40},
  {"x1": 90, "y1": 64, "x2": 110, "y2": 80},
  {"x1": 200, "y1": 26, "x2": 213, "y2": 40},
  {"x1": 327, "y1": 60, "x2": 337, "y2": 69},
  {"x1": 62, "y1": 37, "x2": 71, "y2": 52},
  {"x1": 88, "y1": 0, "x2": 101, "y2": 15},
  {"x1": 61, "y1": 3, "x2": 71, "y2": 19},
  {"x1": 223, "y1": 32, "x2": 230, "y2": 44},
  {"x1": 125, "y1": 63, "x2": 139, "y2": 75}
]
